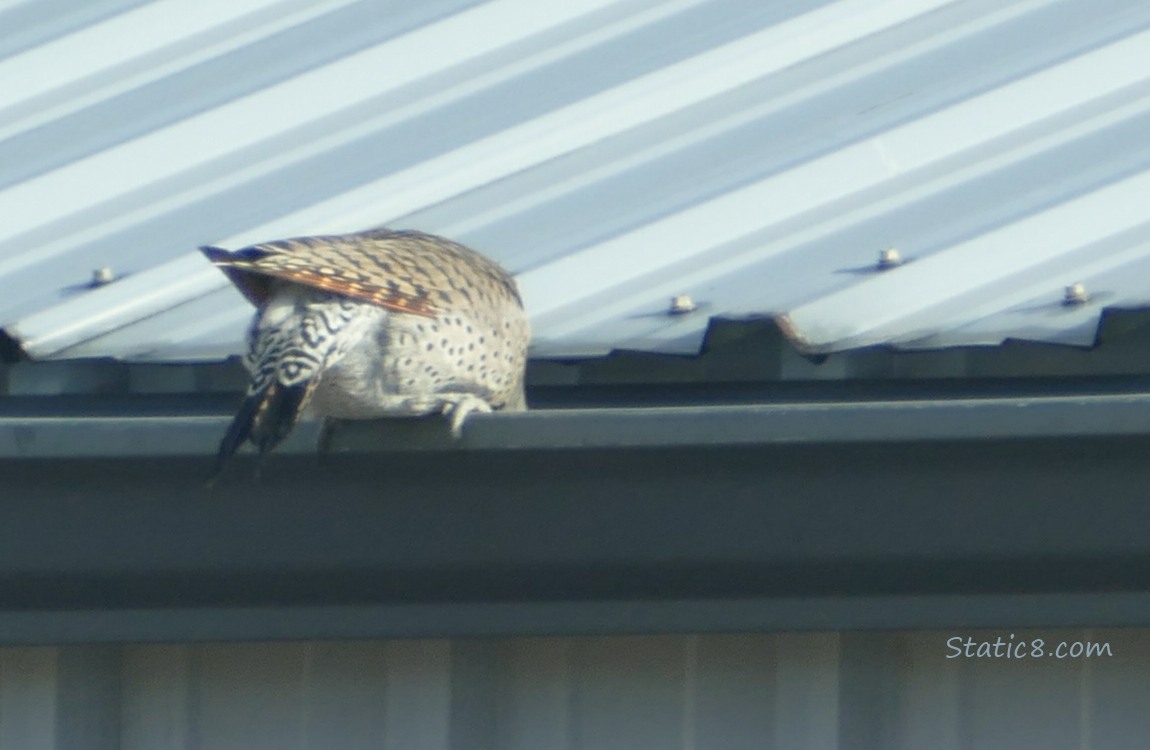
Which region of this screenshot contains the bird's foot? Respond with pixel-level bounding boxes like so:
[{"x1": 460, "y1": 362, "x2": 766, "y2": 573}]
[{"x1": 441, "y1": 395, "x2": 493, "y2": 438}]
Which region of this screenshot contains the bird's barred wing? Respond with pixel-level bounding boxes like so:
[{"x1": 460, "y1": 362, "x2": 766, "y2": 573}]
[{"x1": 200, "y1": 229, "x2": 521, "y2": 317}]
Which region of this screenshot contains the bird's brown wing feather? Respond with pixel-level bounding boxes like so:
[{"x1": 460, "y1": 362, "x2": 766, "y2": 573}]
[{"x1": 202, "y1": 228, "x2": 522, "y2": 317}]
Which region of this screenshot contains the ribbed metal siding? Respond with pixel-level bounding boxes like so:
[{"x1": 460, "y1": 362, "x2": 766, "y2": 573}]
[
  {"x1": 0, "y1": 630, "x2": 1144, "y2": 750},
  {"x1": 4, "y1": 0, "x2": 1150, "y2": 361}
]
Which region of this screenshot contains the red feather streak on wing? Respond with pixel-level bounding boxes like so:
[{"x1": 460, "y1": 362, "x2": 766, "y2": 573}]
[{"x1": 214, "y1": 261, "x2": 442, "y2": 318}]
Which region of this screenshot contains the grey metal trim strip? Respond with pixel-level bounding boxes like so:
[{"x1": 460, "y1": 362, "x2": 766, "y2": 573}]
[
  {"x1": 3, "y1": 392, "x2": 1150, "y2": 457},
  {"x1": 0, "y1": 414, "x2": 320, "y2": 458},
  {"x1": 3, "y1": 593, "x2": 1150, "y2": 645}
]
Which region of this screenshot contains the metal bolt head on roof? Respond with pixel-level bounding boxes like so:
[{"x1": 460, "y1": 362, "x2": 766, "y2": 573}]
[
  {"x1": 877, "y1": 248, "x2": 903, "y2": 269},
  {"x1": 91, "y1": 267, "x2": 116, "y2": 286},
  {"x1": 669, "y1": 294, "x2": 697, "y2": 315},
  {"x1": 1063, "y1": 282, "x2": 1089, "y2": 306}
]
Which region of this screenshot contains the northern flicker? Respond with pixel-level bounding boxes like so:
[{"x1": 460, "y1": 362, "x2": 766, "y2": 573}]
[{"x1": 200, "y1": 228, "x2": 529, "y2": 477}]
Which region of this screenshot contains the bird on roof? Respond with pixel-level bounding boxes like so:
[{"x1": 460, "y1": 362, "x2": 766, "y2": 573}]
[{"x1": 200, "y1": 228, "x2": 529, "y2": 480}]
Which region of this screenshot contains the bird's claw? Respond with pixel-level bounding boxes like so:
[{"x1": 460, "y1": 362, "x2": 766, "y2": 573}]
[{"x1": 442, "y1": 395, "x2": 493, "y2": 438}]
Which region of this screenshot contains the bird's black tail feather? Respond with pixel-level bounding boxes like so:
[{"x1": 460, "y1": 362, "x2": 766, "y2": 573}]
[{"x1": 207, "y1": 381, "x2": 311, "y2": 485}]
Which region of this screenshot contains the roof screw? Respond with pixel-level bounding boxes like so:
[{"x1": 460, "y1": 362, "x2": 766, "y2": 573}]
[
  {"x1": 669, "y1": 294, "x2": 697, "y2": 315},
  {"x1": 91, "y1": 267, "x2": 116, "y2": 286},
  {"x1": 877, "y1": 247, "x2": 903, "y2": 270},
  {"x1": 1063, "y1": 282, "x2": 1089, "y2": 306}
]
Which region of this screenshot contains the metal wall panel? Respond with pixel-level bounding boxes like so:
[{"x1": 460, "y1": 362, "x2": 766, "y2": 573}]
[{"x1": 0, "y1": 631, "x2": 1144, "y2": 750}]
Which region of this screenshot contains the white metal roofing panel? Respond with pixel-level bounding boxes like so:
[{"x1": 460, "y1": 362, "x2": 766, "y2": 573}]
[{"x1": 2, "y1": 0, "x2": 1150, "y2": 361}]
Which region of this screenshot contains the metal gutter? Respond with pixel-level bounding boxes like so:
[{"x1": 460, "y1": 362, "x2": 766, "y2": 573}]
[
  {"x1": 333, "y1": 392, "x2": 1150, "y2": 451},
  {"x1": 4, "y1": 392, "x2": 1150, "y2": 643},
  {"x1": 3, "y1": 392, "x2": 1150, "y2": 457}
]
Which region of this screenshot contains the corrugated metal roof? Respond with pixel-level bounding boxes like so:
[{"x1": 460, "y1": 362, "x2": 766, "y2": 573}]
[{"x1": 3, "y1": 0, "x2": 1150, "y2": 361}]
